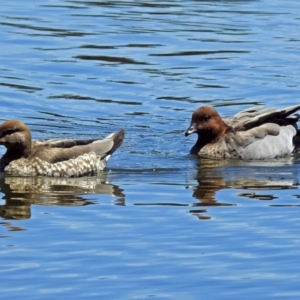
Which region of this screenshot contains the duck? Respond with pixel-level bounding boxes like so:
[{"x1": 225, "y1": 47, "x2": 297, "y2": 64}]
[
  {"x1": 185, "y1": 104, "x2": 300, "y2": 160},
  {"x1": 0, "y1": 120, "x2": 125, "y2": 177}
]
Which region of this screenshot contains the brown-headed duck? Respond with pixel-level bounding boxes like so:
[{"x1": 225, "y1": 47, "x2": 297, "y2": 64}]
[
  {"x1": 185, "y1": 104, "x2": 300, "y2": 160},
  {"x1": 0, "y1": 120, "x2": 124, "y2": 177}
]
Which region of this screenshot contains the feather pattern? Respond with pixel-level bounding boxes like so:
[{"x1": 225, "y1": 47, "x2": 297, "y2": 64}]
[
  {"x1": 185, "y1": 104, "x2": 300, "y2": 160},
  {"x1": 0, "y1": 120, "x2": 124, "y2": 177}
]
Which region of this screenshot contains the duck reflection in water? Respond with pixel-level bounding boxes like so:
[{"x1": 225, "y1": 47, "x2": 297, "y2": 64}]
[
  {"x1": 189, "y1": 157, "x2": 299, "y2": 219},
  {"x1": 0, "y1": 173, "x2": 125, "y2": 220}
]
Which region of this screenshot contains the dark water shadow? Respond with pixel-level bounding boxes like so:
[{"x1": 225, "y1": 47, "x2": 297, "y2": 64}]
[{"x1": 0, "y1": 173, "x2": 125, "y2": 220}]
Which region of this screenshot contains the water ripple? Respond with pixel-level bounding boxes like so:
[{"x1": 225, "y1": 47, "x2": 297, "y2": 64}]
[{"x1": 1, "y1": 0, "x2": 300, "y2": 298}]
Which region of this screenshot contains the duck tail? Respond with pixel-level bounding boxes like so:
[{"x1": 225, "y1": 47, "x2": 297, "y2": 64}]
[{"x1": 105, "y1": 129, "x2": 125, "y2": 156}]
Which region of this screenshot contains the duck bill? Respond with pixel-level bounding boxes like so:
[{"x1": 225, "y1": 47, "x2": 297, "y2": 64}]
[{"x1": 185, "y1": 123, "x2": 197, "y2": 136}]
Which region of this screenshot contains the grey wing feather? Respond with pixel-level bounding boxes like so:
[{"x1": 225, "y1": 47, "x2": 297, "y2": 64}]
[
  {"x1": 231, "y1": 123, "x2": 281, "y2": 147},
  {"x1": 33, "y1": 138, "x2": 102, "y2": 148},
  {"x1": 228, "y1": 104, "x2": 300, "y2": 131},
  {"x1": 227, "y1": 123, "x2": 296, "y2": 159},
  {"x1": 31, "y1": 129, "x2": 125, "y2": 163}
]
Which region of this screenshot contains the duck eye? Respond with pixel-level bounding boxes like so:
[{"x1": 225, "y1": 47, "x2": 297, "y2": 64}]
[{"x1": 202, "y1": 115, "x2": 211, "y2": 121}]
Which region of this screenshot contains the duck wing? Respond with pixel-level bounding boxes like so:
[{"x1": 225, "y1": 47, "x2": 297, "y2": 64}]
[
  {"x1": 225, "y1": 104, "x2": 300, "y2": 131},
  {"x1": 225, "y1": 123, "x2": 296, "y2": 159},
  {"x1": 31, "y1": 129, "x2": 125, "y2": 163}
]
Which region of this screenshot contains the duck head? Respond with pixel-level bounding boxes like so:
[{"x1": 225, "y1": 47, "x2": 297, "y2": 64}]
[
  {"x1": 0, "y1": 120, "x2": 32, "y2": 156},
  {"x1": 185, "y1": 106, "x2": 232, "y2": 154}
]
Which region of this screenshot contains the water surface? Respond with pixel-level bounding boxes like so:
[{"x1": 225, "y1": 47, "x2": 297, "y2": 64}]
[{"x1": 1, "y1": 0, "x2": 300, "y2": 299}]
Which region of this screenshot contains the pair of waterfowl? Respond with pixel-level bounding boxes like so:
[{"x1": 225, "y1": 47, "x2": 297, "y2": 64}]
[{"x1": 1, "y1": 104, "x2": 300, "y2": 177}]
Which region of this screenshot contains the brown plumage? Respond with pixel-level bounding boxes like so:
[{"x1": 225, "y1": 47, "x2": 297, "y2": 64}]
[
  {"x1": 0, "y1": 120, "x2": 125, "y2": 177},
  {"x1": 185, "y1": 105, "x2": 300, "y2": 160}
]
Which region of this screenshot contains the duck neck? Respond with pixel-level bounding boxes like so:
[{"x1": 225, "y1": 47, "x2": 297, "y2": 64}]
[
  {"x1": 190, "y1": 132, "x2": 212, "y2": 154},
  {"x1": 0, "y1": 142, "x2": 31, "y2": 170},
  {"x1": 190, "y1": 122, "x2": 231, "y2": 155}
]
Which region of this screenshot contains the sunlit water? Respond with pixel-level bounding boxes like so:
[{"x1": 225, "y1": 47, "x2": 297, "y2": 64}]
[{"x1": 1, "y1": 0, "x2": 300, "y2": 299}]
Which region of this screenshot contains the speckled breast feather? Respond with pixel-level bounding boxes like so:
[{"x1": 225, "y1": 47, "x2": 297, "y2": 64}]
[{"x1": 5, "y1": 152, "x2": 106, "y2": 177}]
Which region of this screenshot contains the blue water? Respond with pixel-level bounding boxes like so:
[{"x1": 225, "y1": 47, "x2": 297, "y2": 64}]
[{"x1": 1, "y1": 0, "x2": 300, "y2": 299}]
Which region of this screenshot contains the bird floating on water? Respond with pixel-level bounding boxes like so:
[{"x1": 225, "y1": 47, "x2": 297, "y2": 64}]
[
  {"x1": 0, "y1": 120, "x2": 124, "y2": 177},
  {"x1": 185, "y1": 104, "x2": 300, "y2": 160}
]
